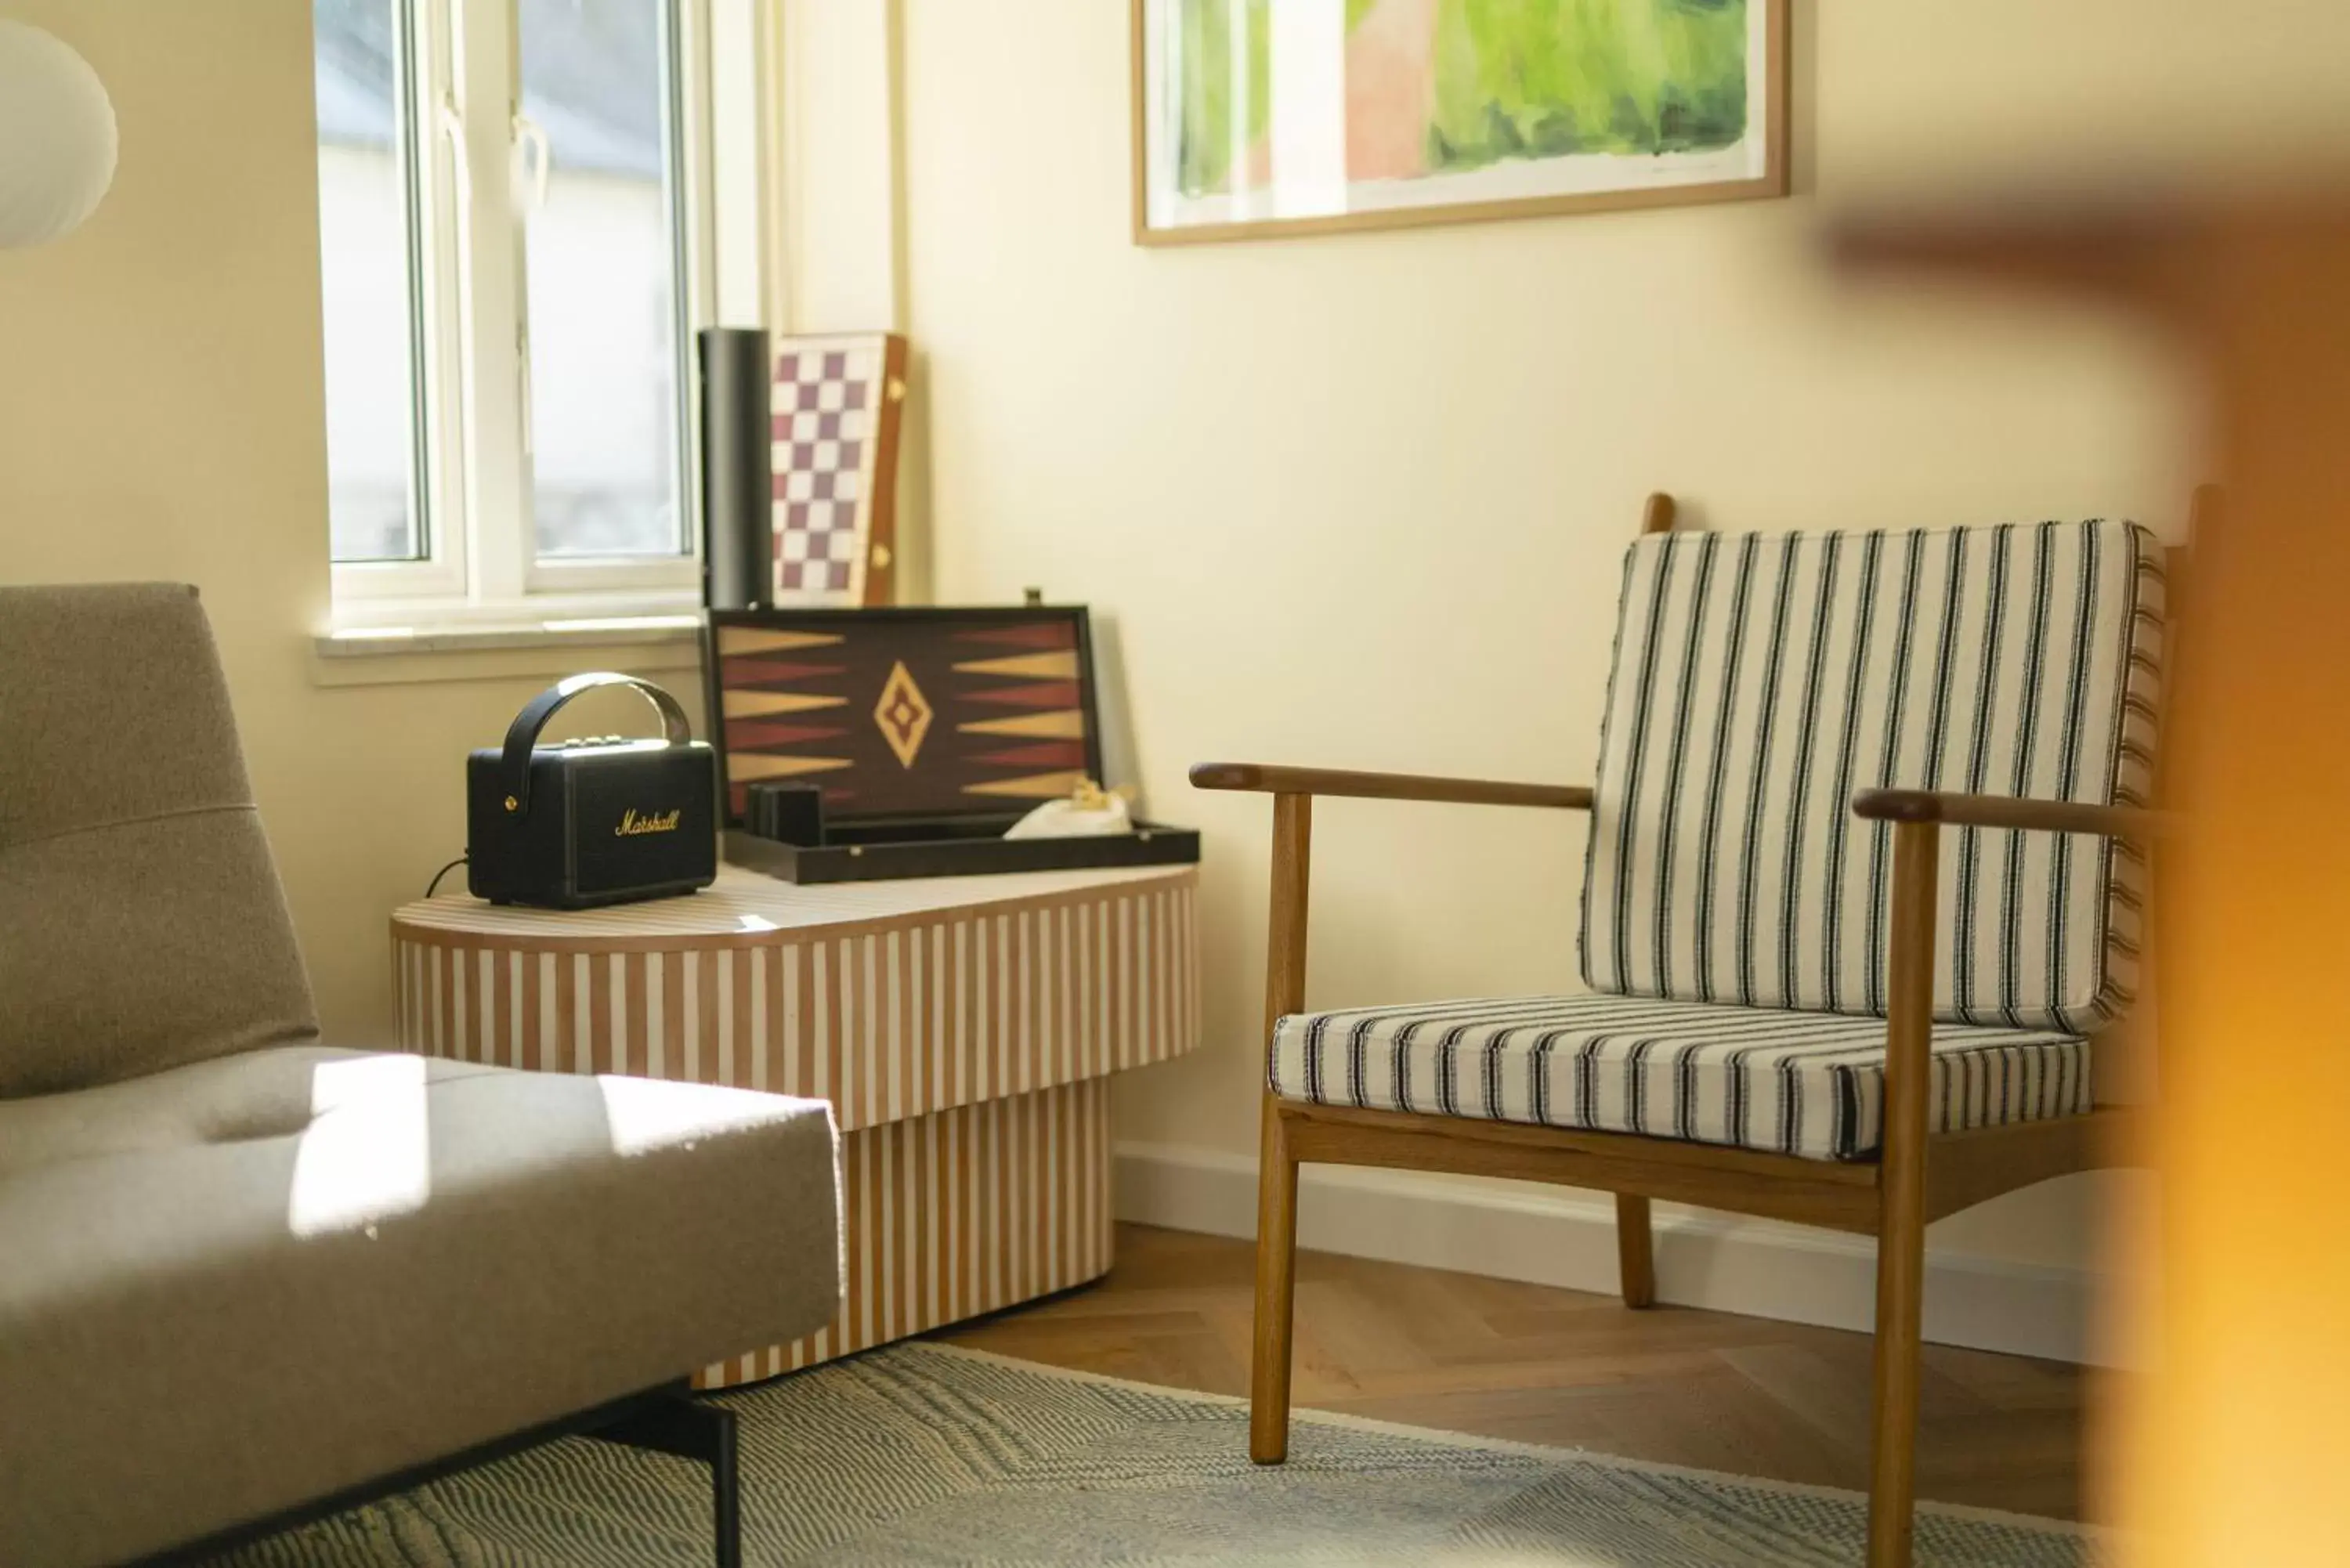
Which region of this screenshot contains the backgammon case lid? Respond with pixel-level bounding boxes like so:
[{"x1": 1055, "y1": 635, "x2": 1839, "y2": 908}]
[{"x1": 707, "y1": 605, "x2": 1108, "y2": 828}]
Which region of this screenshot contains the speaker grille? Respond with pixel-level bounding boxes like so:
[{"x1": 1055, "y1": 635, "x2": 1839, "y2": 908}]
[{"x1": 568, "y1": 750, "x2": 718, "y2": 896}]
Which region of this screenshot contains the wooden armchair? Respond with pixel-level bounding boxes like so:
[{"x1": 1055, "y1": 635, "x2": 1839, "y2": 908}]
[{"x1": 1193, "y1": 491, "x2": 2184, "y2": 1568}]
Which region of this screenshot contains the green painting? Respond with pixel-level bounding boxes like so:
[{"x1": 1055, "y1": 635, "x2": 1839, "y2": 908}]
[{"x1": 1137, "y1": 0, "x2": 1783, "y2": 243}]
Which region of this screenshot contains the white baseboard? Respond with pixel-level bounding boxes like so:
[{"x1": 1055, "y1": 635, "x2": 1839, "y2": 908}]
[{"x1": 1115, "y1": 1141, "x2": 2119, "y2": 1367}]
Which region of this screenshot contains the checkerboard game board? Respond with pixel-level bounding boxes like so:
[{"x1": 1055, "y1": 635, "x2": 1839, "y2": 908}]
[{"x1": 770, "y1": 332, "x2": 906, "y2": 605}]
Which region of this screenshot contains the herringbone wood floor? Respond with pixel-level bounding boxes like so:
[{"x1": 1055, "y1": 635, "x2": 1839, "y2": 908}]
[{"x1": 940, "y1": 1223, "x2": 2106, "y2": 1522}]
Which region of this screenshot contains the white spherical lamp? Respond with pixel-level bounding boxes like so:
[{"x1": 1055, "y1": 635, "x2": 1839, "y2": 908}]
[{"x1": 0, "y1": 20, "x2": 118, "y2": 248}]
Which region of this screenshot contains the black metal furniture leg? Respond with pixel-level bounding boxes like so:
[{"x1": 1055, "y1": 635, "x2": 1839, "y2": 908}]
[
  {"x1": 712, "y1": 1407, "x2": 741, "y2": 1568},
  {"x1": 584, "y1": 1389, "x2": 743, "y2": 1568},
  {"x1": 710, "y1": 1400, "x2": 738, "y2": 1560}
]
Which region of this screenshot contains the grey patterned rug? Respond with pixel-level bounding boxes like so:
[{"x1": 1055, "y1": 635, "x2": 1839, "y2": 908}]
[{"x1": 205, "y1": 1343, "x2": 2102, "y2": 1566}]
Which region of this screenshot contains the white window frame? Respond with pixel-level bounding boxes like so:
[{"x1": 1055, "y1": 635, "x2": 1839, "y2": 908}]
[{"x1": 330, "y1": 0, "x2": 718, "y2": 629}]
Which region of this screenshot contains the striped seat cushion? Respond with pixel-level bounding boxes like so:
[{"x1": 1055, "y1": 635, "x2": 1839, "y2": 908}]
[
  {"x1": 1270, "y1": 995, "x2": 2089, "y2": 1162},
  {"x1": 1581, "y1": 520, "x2": 2164, "y2": 1034}
]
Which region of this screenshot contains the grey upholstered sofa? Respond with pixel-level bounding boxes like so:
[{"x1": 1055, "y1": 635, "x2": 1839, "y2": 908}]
[{"x1": 0, "y1": 584, "x2": 842, "y2": 1567}]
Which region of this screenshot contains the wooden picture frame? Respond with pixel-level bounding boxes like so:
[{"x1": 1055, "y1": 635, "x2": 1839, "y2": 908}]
[{"x1": 1130, "y1": 0, "x2": 1790, "y2": 247}]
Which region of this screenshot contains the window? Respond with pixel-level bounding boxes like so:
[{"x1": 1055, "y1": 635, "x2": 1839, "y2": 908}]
[{"x1": 313, "y1": 0, "x2": 714, "y2": 623}]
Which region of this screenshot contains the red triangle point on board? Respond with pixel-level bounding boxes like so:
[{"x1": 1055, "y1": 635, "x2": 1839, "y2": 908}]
[
  {"x1": 951, "y1": 623, "x2": 1076, "y2": 651},
  {"x1": 724, "y1": 659, "x2": 851, "y2": 685},
  {"x1": 960, "y1": 681, "x2": 1082, "y2": 710},
  {"x1": 971, "y1": 742, "x2": 1089, "y2": 769},
  {"x1": 723, "y1": 721, "x2": 850, "y2": 749}
]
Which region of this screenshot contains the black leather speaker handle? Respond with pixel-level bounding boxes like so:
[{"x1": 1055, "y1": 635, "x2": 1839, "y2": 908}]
[{"x1": 499, "y1": 672, "x2": 694, "y2": 816}]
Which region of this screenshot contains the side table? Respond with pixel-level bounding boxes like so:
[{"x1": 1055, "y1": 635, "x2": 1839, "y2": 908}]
[{"x1": 390, "y1": 863, "x2": 1198, "y2": 1386}]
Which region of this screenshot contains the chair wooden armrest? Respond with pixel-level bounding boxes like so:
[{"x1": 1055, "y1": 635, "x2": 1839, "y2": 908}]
[
  {"x1": 1852, "y1": 787, "x2": 2182, "y2": 841},
  {"x1": 1189, "y1": 761, "x2": 1594, "y2": 811}
]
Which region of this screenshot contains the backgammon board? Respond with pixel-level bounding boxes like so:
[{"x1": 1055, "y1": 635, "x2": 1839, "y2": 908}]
[
  {"x1": 708, "y1": 606, "x2": 1103, "y2": 824},
  {"x1": 703, "y1": 607, "x2": 1201, "y2": 883}
]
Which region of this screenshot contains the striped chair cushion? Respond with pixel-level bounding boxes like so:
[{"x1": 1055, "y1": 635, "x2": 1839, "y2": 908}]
[
  {"x1": 1580, "y1": 520, "x2": 2164, "y2": 1033},
  {"x1": 1270, "y1": 995, "x2": 2090, "y2": 1162}
]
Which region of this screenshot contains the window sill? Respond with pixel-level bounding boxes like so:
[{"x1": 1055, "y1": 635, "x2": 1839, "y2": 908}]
[{"x1": 309, "y1": 617, "x2": 703, "y2": 689}]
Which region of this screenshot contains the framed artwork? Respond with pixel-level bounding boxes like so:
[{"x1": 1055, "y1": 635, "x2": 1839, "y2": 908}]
[
  {"x1": 769, "y1": 331, "x2": 908, "y2": 606},
  {"x1": 1130, "y1": 0, "x2": 1789, "y2": 246}
]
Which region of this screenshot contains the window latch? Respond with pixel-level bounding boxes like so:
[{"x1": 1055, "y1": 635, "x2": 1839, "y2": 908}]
[
  {"x1": 512, "y1": 111, "x2": 553, "y2": 211},
  {"x1": 436, "y1": 92, "x2": 472, "y2": 207}
]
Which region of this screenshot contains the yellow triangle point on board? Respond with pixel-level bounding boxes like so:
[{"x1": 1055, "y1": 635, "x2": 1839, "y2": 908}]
[
  {"x1": 955, "y1": 710, "x2": 1085, "y2": 739},
  {"x1": 717, "y1": 627, "x2": 847, "y2": 656},
  {"x1": 722, "y1": 690, "x2": 851, "y2": 718},
  {"x1": 949, "y1": 651, "x2": 1081, "y2": 681},
  {"x1": 725, "y1": 754, "x2": 853, "y2": 781},
  {"x1": 962, "y1": 770, "x2": 1090, "y2": 800}
]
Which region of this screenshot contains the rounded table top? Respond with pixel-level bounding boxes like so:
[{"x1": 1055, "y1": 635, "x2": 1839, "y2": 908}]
[{"x1": 392, "y1": 863, "x2": 1196, "y2": 952}]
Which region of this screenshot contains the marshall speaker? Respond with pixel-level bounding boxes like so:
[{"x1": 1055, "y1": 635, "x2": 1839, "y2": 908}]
[{"x1": 467, "y1": 673, "x2": 718, "y2": 909}]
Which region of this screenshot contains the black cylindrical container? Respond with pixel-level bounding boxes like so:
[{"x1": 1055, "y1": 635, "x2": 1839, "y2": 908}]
[{"x1": 698, "y1": 327, "x2": 772, "y2": 611}]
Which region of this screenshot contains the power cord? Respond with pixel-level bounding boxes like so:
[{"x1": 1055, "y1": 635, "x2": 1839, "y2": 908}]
[{"x1": 425, "y1": 854, "x2": 469, "y2": 899}]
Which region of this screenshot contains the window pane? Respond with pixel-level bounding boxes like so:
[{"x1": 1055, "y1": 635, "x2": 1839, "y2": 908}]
[
  {"x1": 313, "y1": 0, "x2": 424, "y2": 564},
  {"x1": 519, "y1": 0, "x2": 688, "y2": 559}
]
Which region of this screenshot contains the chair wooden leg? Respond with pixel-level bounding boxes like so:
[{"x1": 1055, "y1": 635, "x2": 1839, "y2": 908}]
[
  {"x1": 1249, "y1": 1096, "x2": 1301, "y2": 1465},
  {"x1": 1867, "y1": 818, "x2": 1938, "y2": 1568},
  {"x1": 1866, "y1": 1196, "x2": 1927, "y2": 1568},
  {"x1": 1251, "y1": 793, "x2": 1313, "y2": 1465},
  {"x1": 1614, "y1": 1193, "x2": 1657, "y2": 1309}
]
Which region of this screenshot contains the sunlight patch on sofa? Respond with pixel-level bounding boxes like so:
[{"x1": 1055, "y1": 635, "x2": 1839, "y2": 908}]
[
  {"x1": 596, "y1": 1073, "x2": 784, "y2": 1156},
  {"x1": 287, "y1": 1054, "x2": 432, "y2": 1237}
]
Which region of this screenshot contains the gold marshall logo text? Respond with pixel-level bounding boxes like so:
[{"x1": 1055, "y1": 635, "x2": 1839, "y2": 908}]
[{"x1": 615, "y1": 807, "x2": 683, "y2": 836}]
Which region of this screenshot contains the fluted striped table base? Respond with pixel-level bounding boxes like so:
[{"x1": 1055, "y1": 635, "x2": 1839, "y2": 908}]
[
  {"x1": 391, "y1": 865, "x2": 1198, "y2": 1387},
  {"x1": 701, "y1": 1078, "x2": 1112, "y2": 1386}
]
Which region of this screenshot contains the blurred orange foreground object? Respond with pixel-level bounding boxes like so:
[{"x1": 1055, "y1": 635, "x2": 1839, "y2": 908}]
[{"x1": 1838, "y1": 197, "x2": 2350, "y2": 1568}]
